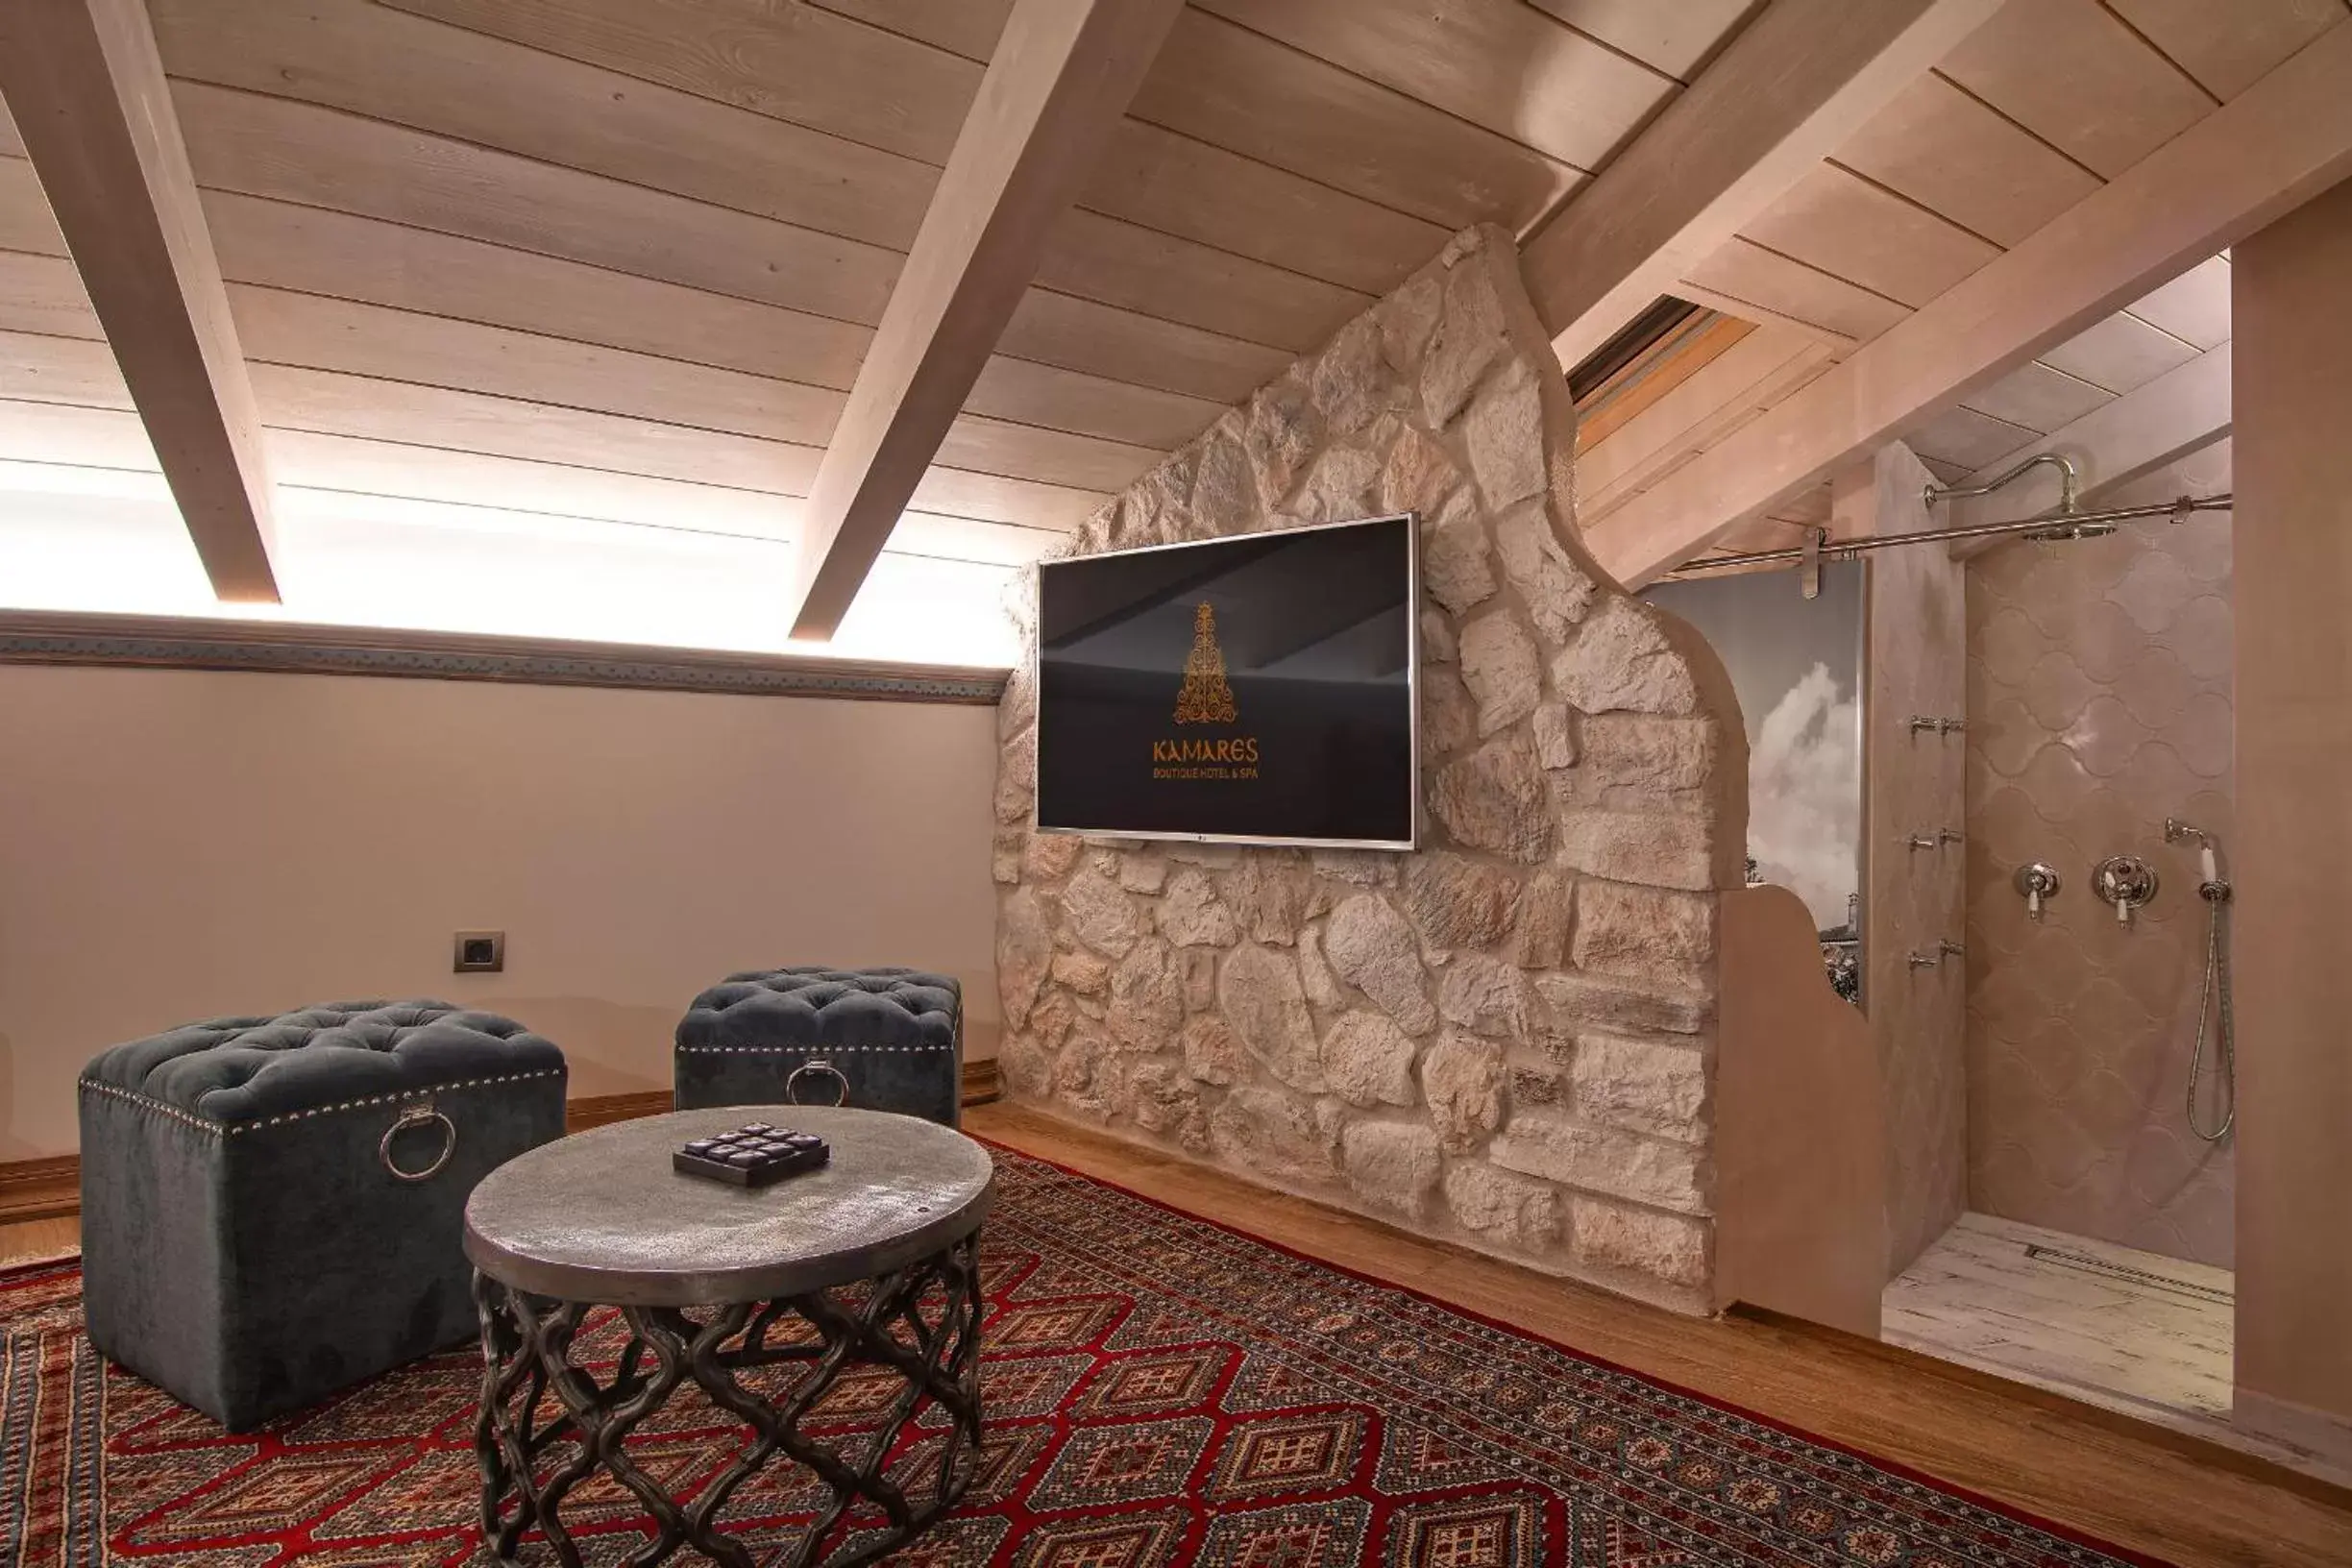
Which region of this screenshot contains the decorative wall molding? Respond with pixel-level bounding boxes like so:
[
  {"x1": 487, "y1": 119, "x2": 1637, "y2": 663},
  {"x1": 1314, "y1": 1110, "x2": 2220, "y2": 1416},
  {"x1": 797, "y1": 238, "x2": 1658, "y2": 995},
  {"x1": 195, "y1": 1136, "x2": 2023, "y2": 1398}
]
[
  {"x1": 0, "y1": 1155, "x2": 79, "y2": 1225},
  {"x1": 961, "y1": 1056, "x2": 1004, "y2": 1106},
  {"x1": 0, "y1": 611, "x2": 1010, "y2": 704},
  {"x1": 563, "y1": 1090, "x2": 676, "y2": 1134}
]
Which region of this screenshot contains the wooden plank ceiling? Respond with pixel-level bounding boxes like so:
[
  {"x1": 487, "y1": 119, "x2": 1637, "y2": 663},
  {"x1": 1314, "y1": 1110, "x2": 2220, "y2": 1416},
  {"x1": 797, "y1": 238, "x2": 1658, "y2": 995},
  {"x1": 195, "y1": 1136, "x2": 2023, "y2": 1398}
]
[
  {"x1": 0, "y1": 0, "x2": 1767, "y2": 597},
  {"x1": 3, "y1": 0, "x2": 2339, "y2": 625},
  {"x1": 1623, "y1": 255, "x2": 2236, "y2": 566},
  {"x1": 1591, "y1": 0, "x2": 2340, "y2": 571}
]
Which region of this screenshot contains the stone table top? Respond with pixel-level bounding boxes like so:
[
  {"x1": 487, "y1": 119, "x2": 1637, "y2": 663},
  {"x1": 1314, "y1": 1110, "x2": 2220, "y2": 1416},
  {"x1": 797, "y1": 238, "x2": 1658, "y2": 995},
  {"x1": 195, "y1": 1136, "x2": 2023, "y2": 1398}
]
[{"x1": 463, "y1": 1107, "x2": 995, "y2": 1307}]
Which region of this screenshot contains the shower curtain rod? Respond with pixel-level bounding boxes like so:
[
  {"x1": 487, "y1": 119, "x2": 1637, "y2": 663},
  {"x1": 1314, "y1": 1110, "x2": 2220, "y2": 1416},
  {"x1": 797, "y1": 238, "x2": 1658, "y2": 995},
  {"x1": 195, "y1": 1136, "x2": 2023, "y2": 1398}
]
[{"x1": 1659, "y1": 492, "x2": 2232, "y2": 583}]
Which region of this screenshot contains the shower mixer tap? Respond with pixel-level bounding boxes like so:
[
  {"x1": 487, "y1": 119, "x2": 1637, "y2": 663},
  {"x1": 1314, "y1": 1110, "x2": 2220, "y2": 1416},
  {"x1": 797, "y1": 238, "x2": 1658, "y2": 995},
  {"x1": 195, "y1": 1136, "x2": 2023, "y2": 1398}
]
[
  {"x1": 2092, "y1": 855, "x2": 2160, "y2": 926},
  {"x1": 2013, "y1": 862, "x2": 2062, "y2": 920}
]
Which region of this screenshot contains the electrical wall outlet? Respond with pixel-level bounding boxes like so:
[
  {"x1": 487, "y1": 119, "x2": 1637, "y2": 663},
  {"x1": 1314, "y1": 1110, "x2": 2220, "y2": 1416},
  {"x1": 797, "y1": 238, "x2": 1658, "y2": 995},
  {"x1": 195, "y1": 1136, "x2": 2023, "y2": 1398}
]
[{"x1": 453, "y1": 930, "x2": 505, "y2": 973}]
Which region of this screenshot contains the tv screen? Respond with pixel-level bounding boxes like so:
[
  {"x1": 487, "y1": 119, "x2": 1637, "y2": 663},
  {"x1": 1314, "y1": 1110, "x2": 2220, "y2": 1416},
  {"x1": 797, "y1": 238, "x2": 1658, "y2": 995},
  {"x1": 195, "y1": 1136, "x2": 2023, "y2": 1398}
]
[{"x1": 1034, "y1": 513, "x2": 1419, "y2": 849}]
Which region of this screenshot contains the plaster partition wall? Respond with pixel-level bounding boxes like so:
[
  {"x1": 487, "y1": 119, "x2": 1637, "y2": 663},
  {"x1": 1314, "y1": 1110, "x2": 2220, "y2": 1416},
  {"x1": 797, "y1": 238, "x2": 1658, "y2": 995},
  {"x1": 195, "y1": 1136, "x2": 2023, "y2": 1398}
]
[
  {"x1": 2233, "y1": 179, "x2": 2352, "y2": 1466},
  {"x1": 1963, "y1": 454, "x2": 2235, "y2": 1268},
  {"x1": 991, "y1": 227, "x2": 1751, "y2": 1312},
  {"x1": 0, "y1": 664, "x2": 1003, "y2": 1159},
  {"x1": 1849, "y1": 444, "x2": 1967, "y2": 1279}
]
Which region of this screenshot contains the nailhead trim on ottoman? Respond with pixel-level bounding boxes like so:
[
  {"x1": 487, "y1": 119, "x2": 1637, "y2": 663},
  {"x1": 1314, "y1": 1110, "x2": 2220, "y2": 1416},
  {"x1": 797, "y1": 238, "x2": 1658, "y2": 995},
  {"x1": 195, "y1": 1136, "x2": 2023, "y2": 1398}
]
[{"x1": 78, "y1": 1000, "x2": 567, "y2": 1430}]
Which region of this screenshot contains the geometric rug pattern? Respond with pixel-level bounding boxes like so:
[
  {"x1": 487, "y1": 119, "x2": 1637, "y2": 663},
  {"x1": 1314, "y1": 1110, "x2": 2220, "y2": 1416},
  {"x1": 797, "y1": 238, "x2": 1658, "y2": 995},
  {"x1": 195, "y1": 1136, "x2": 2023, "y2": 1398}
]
[{"x1": 0, "y1": 1147, "x2": 2165, "y2": 1565}]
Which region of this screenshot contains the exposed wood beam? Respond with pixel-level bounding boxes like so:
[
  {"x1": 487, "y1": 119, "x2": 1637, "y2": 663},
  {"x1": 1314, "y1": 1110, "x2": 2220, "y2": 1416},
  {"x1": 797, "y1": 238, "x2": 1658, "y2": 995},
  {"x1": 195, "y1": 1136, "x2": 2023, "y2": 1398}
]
[
  {"x1": 1520, "y1": 0, "x2": 2002, "y2": 372},
  {"x1": 0, "y1": 0, "x2": 280, "y2": 601},
  {"x1": 1584, "y1": 24, "x2": 2352, "y2": 589},
  {"x1": 783, "y1": 0, "x2": 1185, "y2": 639},
  {"x1": 1945, "y1": 341, "x2": 2232, "y2": 555}
]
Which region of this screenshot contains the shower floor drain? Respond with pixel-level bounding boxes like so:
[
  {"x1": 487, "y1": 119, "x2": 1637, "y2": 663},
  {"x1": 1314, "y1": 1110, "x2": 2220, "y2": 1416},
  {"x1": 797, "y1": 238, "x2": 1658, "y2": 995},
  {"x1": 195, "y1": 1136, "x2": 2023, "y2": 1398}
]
[{"x1": 2022, "y1": 1243, "x2": 2235, "y2": 1305}]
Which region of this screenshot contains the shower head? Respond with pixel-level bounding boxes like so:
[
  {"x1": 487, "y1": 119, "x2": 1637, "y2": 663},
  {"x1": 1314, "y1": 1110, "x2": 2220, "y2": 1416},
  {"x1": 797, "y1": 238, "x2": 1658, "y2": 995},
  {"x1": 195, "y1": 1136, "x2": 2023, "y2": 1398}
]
[{"x1": 2021, "y1": 520, "x2": 2119, "y2": 543}]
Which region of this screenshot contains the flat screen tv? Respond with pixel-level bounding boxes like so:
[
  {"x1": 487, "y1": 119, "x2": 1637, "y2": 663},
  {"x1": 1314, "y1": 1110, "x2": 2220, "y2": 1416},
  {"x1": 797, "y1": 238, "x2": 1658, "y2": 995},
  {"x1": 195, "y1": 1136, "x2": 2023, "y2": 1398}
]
[{"x1": 1033, "y1": 513, "x2": 1419, "y2": 849}]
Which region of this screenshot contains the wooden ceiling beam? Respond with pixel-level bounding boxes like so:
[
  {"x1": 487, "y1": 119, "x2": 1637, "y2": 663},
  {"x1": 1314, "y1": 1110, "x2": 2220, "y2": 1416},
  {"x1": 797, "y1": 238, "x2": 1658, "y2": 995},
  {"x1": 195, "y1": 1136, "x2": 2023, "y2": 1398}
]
[
  {"x1": 783, "y1": 0, "x2": 1185, "y2": 640},
  {"x1": 1520, "y1": 0, "x2": 2002, "y2": 373},
  {"x1": 0, "y1": 0, "x2": 280, "y2": 602},
  {"x1": 1583, "y1": 24, "x2": 2352, "y2": 589}
]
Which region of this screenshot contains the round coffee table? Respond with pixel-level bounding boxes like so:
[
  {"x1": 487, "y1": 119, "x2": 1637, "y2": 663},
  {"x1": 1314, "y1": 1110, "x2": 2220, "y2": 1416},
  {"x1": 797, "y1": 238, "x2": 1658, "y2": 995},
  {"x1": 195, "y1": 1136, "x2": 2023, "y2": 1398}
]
[{"x1": 463, "y1": 1106, "x2": 994, "y2": 1568}]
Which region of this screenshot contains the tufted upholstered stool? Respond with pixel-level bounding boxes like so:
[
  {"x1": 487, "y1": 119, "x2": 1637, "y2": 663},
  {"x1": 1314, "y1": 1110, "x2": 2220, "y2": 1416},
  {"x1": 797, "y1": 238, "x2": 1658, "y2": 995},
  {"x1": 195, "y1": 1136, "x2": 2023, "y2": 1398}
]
[
  {"x1": 78, "y1": 1001, "x2": 566, "y2": 1430},
  {"x1": 674, "y1": 968, "x2": 963, "y2": 1127}
]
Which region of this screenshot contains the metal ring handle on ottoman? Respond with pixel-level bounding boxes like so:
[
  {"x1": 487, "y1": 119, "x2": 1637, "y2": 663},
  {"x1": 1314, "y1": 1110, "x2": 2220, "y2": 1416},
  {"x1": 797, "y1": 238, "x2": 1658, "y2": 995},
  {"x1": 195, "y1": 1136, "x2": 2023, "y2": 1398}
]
[
  {"x1": 784, "y1": 1058, "x2": 849, "y2": 1108},
  {"x1": 380, "y1": 1103, "x2": 457, "y2": 1183}
]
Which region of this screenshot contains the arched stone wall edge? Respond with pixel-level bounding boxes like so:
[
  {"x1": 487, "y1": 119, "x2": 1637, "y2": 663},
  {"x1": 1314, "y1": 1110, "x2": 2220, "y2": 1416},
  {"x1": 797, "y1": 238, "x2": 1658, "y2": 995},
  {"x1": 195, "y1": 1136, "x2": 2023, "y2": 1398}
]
[{"x1": 990, "y1": 225, "x2": 1752, "y2": 1313}]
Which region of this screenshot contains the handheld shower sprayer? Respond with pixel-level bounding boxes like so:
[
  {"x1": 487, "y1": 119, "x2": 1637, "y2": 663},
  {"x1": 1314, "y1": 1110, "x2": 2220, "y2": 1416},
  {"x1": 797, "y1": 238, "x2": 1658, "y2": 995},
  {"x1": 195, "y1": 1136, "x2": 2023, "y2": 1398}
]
[
  {"x1": 2165, "y1": 819, "x2": 2221, "y2": 893},
  {"x1": 2165, "y1": 819, "x2": 2235, "y2": 1142}
]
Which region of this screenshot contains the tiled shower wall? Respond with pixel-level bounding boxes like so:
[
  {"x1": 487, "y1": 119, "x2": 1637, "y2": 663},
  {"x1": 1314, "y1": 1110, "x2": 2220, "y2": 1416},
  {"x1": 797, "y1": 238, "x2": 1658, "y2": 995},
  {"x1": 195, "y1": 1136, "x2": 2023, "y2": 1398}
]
[{"x1": 1963, "y1": 486, "x2": 2235, "y2": 1269}]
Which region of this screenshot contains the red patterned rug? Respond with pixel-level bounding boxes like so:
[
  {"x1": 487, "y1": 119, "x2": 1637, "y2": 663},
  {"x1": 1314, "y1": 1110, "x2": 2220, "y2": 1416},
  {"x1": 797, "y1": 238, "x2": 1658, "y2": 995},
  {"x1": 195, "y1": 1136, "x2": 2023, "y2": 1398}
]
[{"x1": 1, "y1": 1146, "x2": 2163, "y2": 1566}]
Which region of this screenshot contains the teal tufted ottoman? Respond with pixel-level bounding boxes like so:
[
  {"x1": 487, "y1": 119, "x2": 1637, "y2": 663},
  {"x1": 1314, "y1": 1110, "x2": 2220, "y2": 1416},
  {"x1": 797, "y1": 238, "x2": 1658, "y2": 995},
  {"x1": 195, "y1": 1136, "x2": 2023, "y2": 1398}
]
[
  {"x1": 77, "y1": 1001, "x2": 566, "y2": 1430},
  {"x1": 674, "y1": 967, "x2": 963, "y2": 1127}
]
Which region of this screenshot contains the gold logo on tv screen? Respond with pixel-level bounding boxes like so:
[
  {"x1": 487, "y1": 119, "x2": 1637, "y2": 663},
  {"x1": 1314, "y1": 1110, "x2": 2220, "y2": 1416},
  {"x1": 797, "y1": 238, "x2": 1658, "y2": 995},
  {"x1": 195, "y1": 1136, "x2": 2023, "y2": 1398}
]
[{"x1": 1157, "y1": 601, "x2": 1258, "y2": 780}]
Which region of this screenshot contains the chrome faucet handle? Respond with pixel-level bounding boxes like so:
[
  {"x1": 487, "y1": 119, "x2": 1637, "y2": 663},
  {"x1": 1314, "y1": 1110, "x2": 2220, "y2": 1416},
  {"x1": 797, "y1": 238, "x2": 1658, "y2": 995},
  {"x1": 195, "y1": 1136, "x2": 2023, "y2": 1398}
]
[
  {"x1": 2013, "y1": 862, "x2": 2062, "y2": 920},
  {"x1": 1905, "y1": 833, "x2": 1940, "y2": 851},
  {"x1": 1906, "y1": 950, "x2": 1941, "y2": 970},
  {"x1": 2092, "y1": 855, "x2": 2159, "y2": 926}
]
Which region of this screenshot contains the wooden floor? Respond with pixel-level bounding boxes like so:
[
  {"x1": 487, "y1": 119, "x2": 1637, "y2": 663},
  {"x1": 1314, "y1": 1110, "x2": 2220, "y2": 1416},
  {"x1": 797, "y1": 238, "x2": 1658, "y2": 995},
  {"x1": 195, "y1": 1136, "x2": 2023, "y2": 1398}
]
[
  {"x1": 968, "y1": 1101, "x2": 2352, "y2": 1568},
  {"x1": 7, "y1": 1107, "x2": 2350, "y2": 1566}
]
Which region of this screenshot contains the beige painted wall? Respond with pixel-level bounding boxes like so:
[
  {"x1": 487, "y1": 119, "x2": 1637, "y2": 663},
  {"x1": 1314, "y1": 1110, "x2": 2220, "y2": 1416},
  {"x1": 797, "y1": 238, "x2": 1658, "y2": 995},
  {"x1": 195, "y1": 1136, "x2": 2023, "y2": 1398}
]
[
  {"x1": 0, "y1": 665, "x2": 1002, "y2": 1159},
  {"x1": 1851, "y1": 442, "x2": 1969, "y2": 1279},
  {"x1": 1716, "y1": 883, "x2": 1884, "y2": 1336},
  {"x1": 2232, "y1": 180, "x2": 2352, "y2": 1458}
]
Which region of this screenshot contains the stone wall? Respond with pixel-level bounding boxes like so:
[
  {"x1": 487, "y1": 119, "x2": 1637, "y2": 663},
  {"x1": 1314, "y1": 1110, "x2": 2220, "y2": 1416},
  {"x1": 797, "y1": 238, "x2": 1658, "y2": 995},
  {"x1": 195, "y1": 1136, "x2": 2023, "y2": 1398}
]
[{"x1": 991, "y1": 226, "x2": 1748, "y2": 1312}]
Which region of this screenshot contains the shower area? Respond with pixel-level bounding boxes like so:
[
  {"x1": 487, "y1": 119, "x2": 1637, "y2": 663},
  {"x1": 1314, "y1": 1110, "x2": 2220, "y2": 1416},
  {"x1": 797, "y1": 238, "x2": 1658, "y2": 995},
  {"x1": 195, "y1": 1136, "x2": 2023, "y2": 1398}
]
[
  {"x1": 1892, "y1": 446, "x2": 2242, "y2": 1451},
  {"x1": 1649, "y1": 431, "x2": 2264, "y2": 1460}
]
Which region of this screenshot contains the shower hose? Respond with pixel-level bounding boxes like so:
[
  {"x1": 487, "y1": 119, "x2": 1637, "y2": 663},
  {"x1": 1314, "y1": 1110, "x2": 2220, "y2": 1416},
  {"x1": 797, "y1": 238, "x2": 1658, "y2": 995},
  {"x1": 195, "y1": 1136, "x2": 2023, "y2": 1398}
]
[{"x1": 2187, "y1": 881, "x2": 2236, "y2": 1143}]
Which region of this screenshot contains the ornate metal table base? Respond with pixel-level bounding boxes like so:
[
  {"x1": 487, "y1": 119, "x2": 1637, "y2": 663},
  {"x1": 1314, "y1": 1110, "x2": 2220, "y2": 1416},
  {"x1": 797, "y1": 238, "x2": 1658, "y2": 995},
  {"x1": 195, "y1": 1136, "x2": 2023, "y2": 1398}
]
[{"x1": 473, "y1": 1232, "x2": 983, "y2": 1568}]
